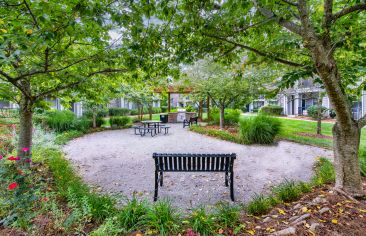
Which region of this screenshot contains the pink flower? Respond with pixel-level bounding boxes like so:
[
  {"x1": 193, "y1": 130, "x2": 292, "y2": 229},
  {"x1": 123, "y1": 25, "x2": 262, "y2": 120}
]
[
  {"x1": 0, "y1": 155, "x2": 3, "y2": 160},
  {"x1": 186, "y1": 228, "x2": 195, "y2": 236},
  {"x1": 22, "y1": 147, "x2": 30, "y2": 152},
  {"x1": 8, "y1": 182, "x2": 18, "y2": 190},
  {"x1": 15, "y1": 156, "x2": 20, "y2": 161}
]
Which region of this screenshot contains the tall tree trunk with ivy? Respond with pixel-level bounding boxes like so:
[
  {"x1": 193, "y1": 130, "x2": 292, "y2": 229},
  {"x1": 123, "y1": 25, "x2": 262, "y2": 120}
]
[{"x1": 17, "y1": 86, "x2": 33, "y2": 158}]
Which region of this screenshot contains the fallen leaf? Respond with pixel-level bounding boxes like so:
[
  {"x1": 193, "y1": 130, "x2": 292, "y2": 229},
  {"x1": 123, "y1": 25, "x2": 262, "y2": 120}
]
[
  {"x1": 278, "y1": 208, "x2": 286, "y2": 215},
  {"x1": 331, "y1": 219, "x2": 338, "y2": 224},
  {"x1": 246, "y1": 229, "x2": 255, "y2": 235},
  {"x1": 135, "y1": 233, "x2": 142, "y2": 236}
]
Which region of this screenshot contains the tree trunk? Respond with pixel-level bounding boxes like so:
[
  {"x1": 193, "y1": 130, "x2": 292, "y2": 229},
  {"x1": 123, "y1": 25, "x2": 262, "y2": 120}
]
[
  {"x1": 92, "y1": 112, "x2": 97, "y2": 128},
  {"x1": 333, "y1": 122, "x2": 363, "y2": 196},
  {"x1": 149, "y1": 104, "x2": 153, "y2": 120},
  {"x1": 17, "y1": 95, "x2": 33, "y2": 158},
  {"x1": 316, "y1": 95, "x2": 322, "y2": 135},
  {"x1": 219, "y1": 105, "x2": 225, "y2": 130}
]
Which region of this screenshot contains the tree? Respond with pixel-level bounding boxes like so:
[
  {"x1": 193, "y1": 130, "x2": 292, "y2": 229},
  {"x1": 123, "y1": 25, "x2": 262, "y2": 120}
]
[
  {"x1": 0, "y1": 1, "x2": 129, "y2": 156},
  {"x1": 151, "y1": 0, "x2": 366, "y2": 196},
  {"x1": 184, "y1": 59, "x2": 256, "y2": 129}
]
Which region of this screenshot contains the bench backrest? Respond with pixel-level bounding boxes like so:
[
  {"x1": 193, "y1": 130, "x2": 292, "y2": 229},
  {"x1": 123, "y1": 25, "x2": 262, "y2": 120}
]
[
  {"x1": 189, "y1": 116, "x2": 198, "y2": 122},
  {"x1": 153, "y1": 153, "x2": 236, "y2": 172}
]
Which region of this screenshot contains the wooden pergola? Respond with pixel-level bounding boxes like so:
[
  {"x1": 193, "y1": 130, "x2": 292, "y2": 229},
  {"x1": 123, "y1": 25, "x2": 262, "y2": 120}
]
[{"x1": 154, "y1": 86, "x2": 210, "y2": 120}]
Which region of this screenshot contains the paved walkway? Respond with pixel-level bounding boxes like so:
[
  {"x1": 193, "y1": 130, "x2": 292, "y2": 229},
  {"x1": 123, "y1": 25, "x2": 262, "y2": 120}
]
[{"x1": 63, "y1": 124, "x2": 333, "y2": 209}]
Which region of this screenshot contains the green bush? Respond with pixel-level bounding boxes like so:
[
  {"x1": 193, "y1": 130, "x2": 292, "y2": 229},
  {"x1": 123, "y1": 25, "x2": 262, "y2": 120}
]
[
  {"x1": 83, "y1": 108, "x2": 108, "y2": 119},
  {"x1": 239, "y1": 115, "x2": 281, "y2": 144},
  {"x1": 73, "y1": 117, "x2": 93, "y2": 132},
  {"x1": 259, "y1": 105, "x2": 283, "y2": 116},
  {"x1": 185, "y1": 105, "x2": 195, "y2": 112},
  {"x1": 55, "y1": 130, "x2": 84, "y2": 145},
  {"x1": 142, "y1": 200, "x2": 181, "y2": 235},
  {"x1": 44, "y1": 110, "x2": 76, "y2": 132},
  {"x1": 161, "y1": 106, "x2": 168, "y2": 112},
  {"x1": 211, "y1": 108, "x2": 241, "y2": 126},
  {"x1": 245, "y1": 194, "x2": 274, "y2": 216},
  {"x1": 108, "y1": 108, "x2": 130, "y2": 116},
  {"x1": 96, "y1": 117, "x2": 105, "y2": 127},
  {"x1": 307, "y1": 105, "x2": 327, "y2": 119},
  {"x1": 311, "y1": 157, "x2": 335, "y2": 186},
  {"x1": 110, "y1": 116, "x2": 131, "y2": 127},
  {"x1": 271, "y1": 180, "x2": 301, "y2": 203},
  {"x1": 117, "y1": 198, "x2": 148, "y2": 233},
  {"x1": 152, "y1": 107, "x2": 162, "y2": 114},
  {"x1": 188, "y1": 207, "x2": 214, "y2": 236},
  {"x1": 130, "y1": 109, "x2": 139, "y2": 115}
]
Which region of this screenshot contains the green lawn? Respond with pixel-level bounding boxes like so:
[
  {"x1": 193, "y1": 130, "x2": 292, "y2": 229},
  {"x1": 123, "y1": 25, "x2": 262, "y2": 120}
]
[{"x1": 276, "y1": 118, "x2": 366, "y2": 150}]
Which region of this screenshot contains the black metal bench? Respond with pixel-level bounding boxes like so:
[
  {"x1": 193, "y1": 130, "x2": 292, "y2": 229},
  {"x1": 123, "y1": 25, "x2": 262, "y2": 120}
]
[
  {"x1": 132, "y1": 125, "x2": 142, "y2": 135},
  {"x1": 152, "y1": 153, "x2": 236, "y2": 201},
  {"x1": 161, "y1": 126, "x2": 170, "y2": 134},
  {"x1": 183, "y1": 116, "x2": 198, "y2": 128},
  {"x1": 140, "y1": 127, "x2": 158, "y2": 137}
]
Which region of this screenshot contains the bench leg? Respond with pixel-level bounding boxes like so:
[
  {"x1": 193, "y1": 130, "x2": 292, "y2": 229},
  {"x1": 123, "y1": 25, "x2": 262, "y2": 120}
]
[
  {"x1": 159, "y1": 172, "x2": 163, "y2": 186},
  {"x1": 154, "y1": 171, "x2": 159, "y2": 201},
  {"x1": 230, "y1": 172, "x2": 235, "y2": 201},
  {"x1": 225, "y1": 172, "x2": 229, "y2": 186}
]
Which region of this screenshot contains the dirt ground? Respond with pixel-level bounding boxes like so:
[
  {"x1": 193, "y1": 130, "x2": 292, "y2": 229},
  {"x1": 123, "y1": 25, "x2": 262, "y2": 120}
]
[{"x1": 63, "y1": 124, "x2": 333, "y2": 209}]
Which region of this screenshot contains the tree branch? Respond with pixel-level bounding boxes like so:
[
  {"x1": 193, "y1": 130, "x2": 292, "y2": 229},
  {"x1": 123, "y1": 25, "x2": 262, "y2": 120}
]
[
  {"x1": 280, "y1": 0, "x2": 298, "y2": 7},
  {"x1": 324, "y1": 0, "x2": 333, "y2": 28},
  {"x1": 0, "y1": 70, "x2": 15, "y2": 81},
  {"x1": 204, "y1": 33, "x2": 305, "y2": 67},
  {"x1": 252, "y1": 0, "x2": 303, "y2": 35},
  {"x1": 23, "y1": 0, "x2": 40, "y2": 29},
  {"x1": 332, "y1": 3, "x2": 366, "y2": 21}
]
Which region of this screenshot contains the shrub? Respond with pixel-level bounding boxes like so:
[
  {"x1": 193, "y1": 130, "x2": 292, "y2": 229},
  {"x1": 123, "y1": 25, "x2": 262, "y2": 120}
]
[
  {"x1": 130, "y1": 109, "x2": 139, "y2": 115},
  {"x1": 117, "y1": 198, "x2": 148, "y2": 233},
  {"x1": 259, "y1": 105, "x2": 283, "y2": 116},
  {"x1": 188, "y1": 207, "x2": 214, "y2": 236},
  {"x1": 55, "y1": 130, "x2": 84, "y2": 145},
  {"x1": 44, "y1": 110, "x2": 76, "y2": 132},
  {"x1": 161, "y1": 106, "x2": 168, "y2": 112},
  {"x1": 307, "y1": 105, "x2": 327, "y2": 119},
  {"x1": 109, "y1": 116, "x2": 131, "y2": 127},
  {"x1": 214, "y1": 203, "x2": 241, "y2": 229},
  {"x1": 239, "y1": 115, "x2": 281, "y2": 144},
  {"x1": 73, "y1": 117, "x2": 93, "y2": 132},
  {"x1": 152, "y1": 107, "x2": 162, "y2": 114},
  {"x1": 185, "y1": 105, "x2": 195, "y2": 112},
  {"x1": 96, "y1": 117, "x2": 105, "y2": 127},
  {"x1": 142, "y1": 200, "x2": 181, "y2": 235},
  {"x1": 108, "y1": 108, "x2": 130, "y2": 116},
  {"x1": 83, "y1": 108, "x2": 108, "y2": 119},
  {"x1": 211, "y1": 108, "x2": 241, "y2": 126},
  {"x1": 271, "y1": 180, "x2": 301, "y2": 203},
  {"x1": 311, "y1": 157, "x2": 335, "y2": 186},
  {"x1": 245, "y1": 194, "x2": 273, "y2": 215}
]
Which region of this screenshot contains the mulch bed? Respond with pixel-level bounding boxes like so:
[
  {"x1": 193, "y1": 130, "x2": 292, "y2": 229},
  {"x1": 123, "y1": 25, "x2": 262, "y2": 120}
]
[
  {"x1": 297, "y1": 132, "x2": 333, "y2": 140},
  {"x1": 207, "y1": 125, "x2": 239, "y2": 135},
  {"x1": 236, "y1": 183, "x2": 366, "y2": 236}
]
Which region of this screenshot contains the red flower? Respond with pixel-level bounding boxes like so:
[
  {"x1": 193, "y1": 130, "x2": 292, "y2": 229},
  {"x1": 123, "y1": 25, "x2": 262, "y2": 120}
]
[
  {"x1": 8, "y1": 182, "x2": 18, "y2": 190},
  {"x1": 22, "y1": 147, "x2": 30, "y2": 152},
  {"x1": 7, "y1": 156, "x2": 20, "y2": 161},
  {"x1": 41, "y1": 197, "x2": 49, "y2": 202},
  {"x1": 7, "y1": 156, "x2": 16, "y2": 161}
]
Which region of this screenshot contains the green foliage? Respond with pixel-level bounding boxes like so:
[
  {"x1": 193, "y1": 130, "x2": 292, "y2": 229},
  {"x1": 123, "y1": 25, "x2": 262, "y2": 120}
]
[
  {"x1": 116, "y1": 198, "x2": 148, "y2": 233},
  {"x1": 239, "y1": 115, "x2": 281, "y2": 144},
  {"x1": 89, "y1": 218, "x2": 122, "y2": 236},
  {"x1": 109, "y1": 116, "x2": 131, "y2": 127},
  {"x1": 311, "y1": 157, "x2": 335, "y2": 186},
  {"x1": 96, "y1": 117, "x2": 105, "y2": 127},
  {"x1": 214, "y1": 203, "x2": 241, "y2": 229},
  {"x1": 259, "y1": 105, "x2": 283, "y2": 116},
  {"x1": 47, "y1": 150, "x2": 116, "y2": 222},
  {"x1": 307, "y1": 105, "x2": 328, "y2": 119},
  {"x1": 187, "y1": 207, "x2": 214, "y2": 236},
  {"x1": 83, "y1": 108, "x2": 108, "y2": 119},
  {"x1": 109, "y1": 108, "x2": 131, "y2": 116},
  {"x1": 271, "y1": 180, "x2": 302, "y2": 203},
  {"x1": 245, "y1": 194, "x2": 274, "y2": 216},
  {"x1": 185, "y1": 105, "x2": 195, "y2": 112},
  {"x1": 142, "y1": 200, "x2": 181, "y2": 235},
  {"x1": 44, "y1": 110, "x2": 77, "y2": 132},
  {"x1": 360, "y1": 149, "x2": 366, "y2": 177},
  {"x1": 211, "y1": 108, "x2": 241, "y2": 126},
  {"x1": 55, "y1": 130, "x2": 84, "y2": 145}
]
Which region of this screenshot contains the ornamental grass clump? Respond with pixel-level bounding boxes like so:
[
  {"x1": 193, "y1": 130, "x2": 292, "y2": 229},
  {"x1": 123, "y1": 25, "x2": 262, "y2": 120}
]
[
  {"x1": 110, "y1": 116, "x2": 131, "y2": 127},
  {"x1": 239, "y1": 115, "x2": 281, "y2": 144}
]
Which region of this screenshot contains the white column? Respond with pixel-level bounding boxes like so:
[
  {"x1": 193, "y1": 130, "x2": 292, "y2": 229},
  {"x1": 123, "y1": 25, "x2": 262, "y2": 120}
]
[{"x1": 294, "y1": 94, "x2": 299, "y2": 115}]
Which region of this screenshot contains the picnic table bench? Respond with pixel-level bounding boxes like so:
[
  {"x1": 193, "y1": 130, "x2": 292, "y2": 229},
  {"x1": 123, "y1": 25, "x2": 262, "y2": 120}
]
[
  {"x1": 183, "y1": 116, "x2": 198, "y2": 128},
  {"x1": 152, "y1": 153, "x2": 236, "y2": 201}
]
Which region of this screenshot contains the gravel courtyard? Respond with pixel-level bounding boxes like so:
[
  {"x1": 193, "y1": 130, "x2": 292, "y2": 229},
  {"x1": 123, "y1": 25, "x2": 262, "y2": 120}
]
[{"x1": 63, "y1": 124, "x2": 333, "y2": 209}]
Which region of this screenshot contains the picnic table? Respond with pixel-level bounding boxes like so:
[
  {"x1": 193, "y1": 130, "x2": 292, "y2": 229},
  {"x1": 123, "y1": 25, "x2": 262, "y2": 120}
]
[{"x1": 141, "y1": 120, "x2": 162, "y2": 135}]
